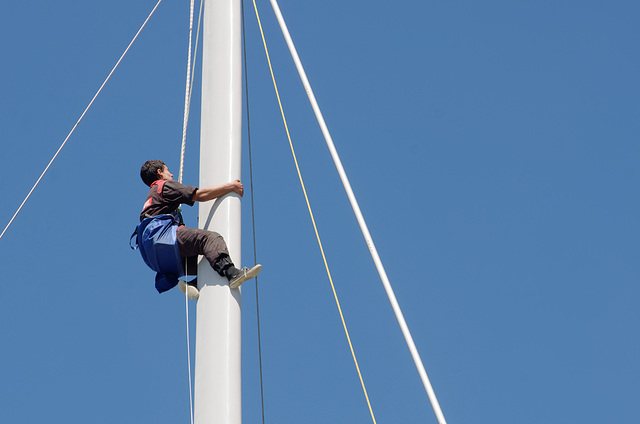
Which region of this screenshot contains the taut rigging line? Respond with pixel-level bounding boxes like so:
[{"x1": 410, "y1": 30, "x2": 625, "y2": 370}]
[
  {"x1": 257, "y1": 0, "x2": 449, "y2": 423},
  {"x1": 0, "y1": 0, "x2": 164, "y2": 242}
]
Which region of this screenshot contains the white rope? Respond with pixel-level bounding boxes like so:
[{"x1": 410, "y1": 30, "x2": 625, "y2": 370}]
[
  {"x1": 188, "y1": 0, "x2": 205, "y2": 131},
  {"x1": 184, "y1": 271, "x2": 194, "y2": 424},
  {"x1": 180, "y1": 1, "x2": 196, "y2": 422},
  {"x1": 178, "y1": 0, "x2": 196, "y2": 184},
  {"x1": 178, "y1": 1, "x2": 203, "y2": 423},
  {"x1": 178, "y1": 0, "x2": 204, "y2": 184},
  {"x1": 0, "y1": 0, "x2": 164, "y2": 242},
  {"x1": 266, "y1": 1, "x2": 448, "y2": 423}
]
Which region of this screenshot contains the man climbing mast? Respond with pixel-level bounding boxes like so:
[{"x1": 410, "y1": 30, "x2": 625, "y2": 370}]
[{"x1": 138, "y1": 159, "x2": 261, "y2": 299}]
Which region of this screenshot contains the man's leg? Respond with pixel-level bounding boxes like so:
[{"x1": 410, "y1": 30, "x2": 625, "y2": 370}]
[
  {"x1": 176, "y1": 226, "x2": 260, "y2": 288},
  {"x1": 177, "y1": 226, "x2": 229, "y2": 269}
]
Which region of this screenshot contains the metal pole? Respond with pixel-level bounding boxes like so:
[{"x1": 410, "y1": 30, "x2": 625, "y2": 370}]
[
  {"x1": 195, "y1": 0, "x2": 243, "y2": 422},
  {"x1": 267, "y1": 1, "x2": 447, "y2": 423}
]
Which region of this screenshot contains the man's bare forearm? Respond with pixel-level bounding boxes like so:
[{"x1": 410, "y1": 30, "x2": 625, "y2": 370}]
[{"x1": 192, "y1": 180, "x2": 244, "y2": 202}]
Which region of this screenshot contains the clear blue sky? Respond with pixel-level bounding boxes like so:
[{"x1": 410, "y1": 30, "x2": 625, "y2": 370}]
[{"x1": 1, "y1": 1, "x2": 638, "y2": 423}]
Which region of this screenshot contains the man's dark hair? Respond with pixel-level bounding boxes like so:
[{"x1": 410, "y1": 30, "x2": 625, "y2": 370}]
[{"x1": 140, "y1": 160, "x2": 166, "y2": 186}]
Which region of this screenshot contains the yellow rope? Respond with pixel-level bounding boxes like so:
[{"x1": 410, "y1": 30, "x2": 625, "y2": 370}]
[{"x1": 251, "y1": 2, "x2": 376, "y2": 422}]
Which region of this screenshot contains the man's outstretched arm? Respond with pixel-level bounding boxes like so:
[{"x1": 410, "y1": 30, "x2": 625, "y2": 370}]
[{"x1": 192, "y1": 180, "x2": 244, "y2": 202}]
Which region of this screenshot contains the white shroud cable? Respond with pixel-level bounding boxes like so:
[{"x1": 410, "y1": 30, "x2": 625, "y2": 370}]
[{"x1": 267, "y1": 1, "x2": 447, "y2": 423}]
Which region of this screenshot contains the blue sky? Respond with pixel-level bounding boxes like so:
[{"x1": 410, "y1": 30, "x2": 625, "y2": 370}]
[{"x1": 1, "y1": 0, "x2": 639, "y2": 423}]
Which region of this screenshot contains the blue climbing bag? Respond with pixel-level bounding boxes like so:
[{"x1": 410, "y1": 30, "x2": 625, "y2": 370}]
[{"x1": 130, "y1": 212, "x2": 185, "y2": 293}]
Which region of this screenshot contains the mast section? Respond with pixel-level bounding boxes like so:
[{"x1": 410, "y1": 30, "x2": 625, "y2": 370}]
[{"x1": 195, "y1": 0, "x2": 243, "y2": 423}]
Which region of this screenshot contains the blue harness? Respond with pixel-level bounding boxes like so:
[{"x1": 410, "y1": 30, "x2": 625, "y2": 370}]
[{"x1": 130, "y1": 211, "x2": 185, "y2": 293}]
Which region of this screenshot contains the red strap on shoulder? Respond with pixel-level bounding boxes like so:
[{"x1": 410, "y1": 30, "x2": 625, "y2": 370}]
[{"x1": 151, "y1": 179, "x2": 167, "y2": 194}]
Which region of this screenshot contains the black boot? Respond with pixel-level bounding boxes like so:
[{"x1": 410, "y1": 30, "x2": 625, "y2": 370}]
[
  {"x1": 212, "y1": 254, "x2": 239, "y2": 278},
  {"x1": 224, "y1": 266, "x2": 243, "y2": 281}
]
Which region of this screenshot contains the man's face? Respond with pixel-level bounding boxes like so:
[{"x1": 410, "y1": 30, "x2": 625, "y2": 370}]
[{"x1": 158, "y1": 165, "x2": 174, "y2": 181}]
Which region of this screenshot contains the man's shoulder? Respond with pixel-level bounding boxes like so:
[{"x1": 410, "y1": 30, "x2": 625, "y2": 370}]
[
  {"x1": 164, "y1": 180, "x2": 198, "y2": 190},
  {"x1": 163, "y1": 180, "x2": 184, "y2": 189},
  {"x1": 162, "y1": 180, "x2": 198, "y2": 205}
]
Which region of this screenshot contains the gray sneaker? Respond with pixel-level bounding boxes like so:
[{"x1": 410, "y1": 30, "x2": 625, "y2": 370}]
[{"x1": 229, "y1": 264, "x2": 262, "y2": 289}]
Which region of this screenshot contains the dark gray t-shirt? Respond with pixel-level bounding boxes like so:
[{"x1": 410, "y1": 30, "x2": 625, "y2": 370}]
[{"x1": 140, "y1": 179, "x2": 197, "y2": 222}]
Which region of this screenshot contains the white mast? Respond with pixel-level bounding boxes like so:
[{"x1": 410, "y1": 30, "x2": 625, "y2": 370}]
[{"x1": 195, "y1": 0, "x2": 243, "y2": 422}]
